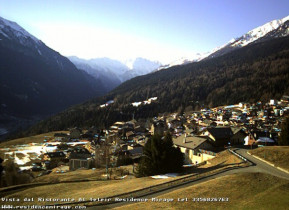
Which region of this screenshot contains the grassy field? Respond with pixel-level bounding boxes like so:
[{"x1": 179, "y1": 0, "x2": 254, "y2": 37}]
[
  {"x1": 2, "y1": 176, "x2": 180, "y2": 205},
  {"x1": 0, "y1": 131, "x2": 69, "y2": 147},
  {"x1": 117, "y1": 172, "x2": 289, "y2": 210},
  {"x1": 32, "y1": 165, "x2": 133, "y2": 183},
  {"x1": 250, "y1": 146, "x2": 289, "y2": 171},
  {"x1": 31, "y1": 150, "x2": 242, "y2": 184},
  {"x1": 0, "y1": 149, "x2": 244, "y2": 206},
  {"x1": 199, "y1": 150, "x2": 243, "y2": 168}
]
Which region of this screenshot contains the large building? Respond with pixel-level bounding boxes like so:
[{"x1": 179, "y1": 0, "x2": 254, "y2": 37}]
[{"x1": 173, "y1": 134, "x2": 215, "y2": 164}]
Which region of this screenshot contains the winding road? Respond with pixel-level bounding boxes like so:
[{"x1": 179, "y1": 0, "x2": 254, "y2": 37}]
[
  {"x1": 234, "y1": 148, "x2": 289, "y2": 180},
  {"x1": 87, "y1": 148, "x2": 289, "y2": 209}
]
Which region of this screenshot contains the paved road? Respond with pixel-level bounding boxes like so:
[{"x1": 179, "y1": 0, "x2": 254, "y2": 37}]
[
  {"x1": 235, "y1": 148, "x2": 289, "y2": 180},
  {"x1": 87, "y1": 148, "x2": 289, "y2": 209}
]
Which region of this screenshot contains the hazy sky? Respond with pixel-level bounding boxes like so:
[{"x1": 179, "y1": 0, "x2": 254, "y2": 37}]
[{"x1": 0, "y1": 0, "x2": 288, "y2": 63}]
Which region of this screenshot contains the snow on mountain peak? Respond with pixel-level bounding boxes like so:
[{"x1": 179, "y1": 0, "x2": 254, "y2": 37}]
[
  {"x1": 157, "y1": 15, "x2": 289, "y2": 70},
  {"x1": 229, "y1": 38, "x2": 236, "y2": 43},
  {"x1": 157, "y1": 52, "x2": 210, "y2": 70},
  {"x1": 0, "y1": 16, "x2": 39, "y2": 43},
  {"x1": 121, "y1": 58, "x2": 136, "y2": 70},
  {"x1": 281, "y1": 15, "x2": 289, "y2": 23},
  {"x1": 231, "y1": 15, "x2": 289, "y2": 47},
  {"x1": 120, "y1": 57, "x2": 162, "y2": 73}
]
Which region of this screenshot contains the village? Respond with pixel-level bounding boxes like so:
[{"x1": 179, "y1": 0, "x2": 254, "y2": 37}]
[{"x1": 1, "y1": 95, "x2": 289, "y2": 179}]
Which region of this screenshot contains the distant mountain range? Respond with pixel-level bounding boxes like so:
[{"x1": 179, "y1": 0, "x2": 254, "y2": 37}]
[
  {"x1": 67, "y1": 15, "x2": 289, "y2": 85},
  {"x1": 68, "y1": 56, "x2": 162, "y2": 86},
  {"x1": 0, "y1": 16, "x2": 107, "y2": 137}
]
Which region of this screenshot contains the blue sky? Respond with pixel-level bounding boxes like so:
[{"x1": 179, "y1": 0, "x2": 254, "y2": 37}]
[{"x1": 0, "y1": 0, "x2": 288, "y2": 63}]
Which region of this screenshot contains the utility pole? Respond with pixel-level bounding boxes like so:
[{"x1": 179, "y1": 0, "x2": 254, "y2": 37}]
[
  {"x1": 106, "y1": 144, "x2": 109, "y2": 180},
  {"x1": 105, "y1": 131, "x2": 109, "y2": 180},
  {"x1": 264, "y1": 129, "x2": 267, "y2": 159}
]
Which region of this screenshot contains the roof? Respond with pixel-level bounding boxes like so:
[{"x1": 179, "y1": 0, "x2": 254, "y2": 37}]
[
  {"x1": 231, "y1": 127, "x2": 244, "y2": 134},
  {"x1": 129, "y1": 143, "x2": 143, "y2": 148},
  {"x1": 45, "y1": 151, "x2": 65, "y2": 158},
  {"x1": 114, "y1": 121, "x2": 125, "y2": 125},
  {"x1": 54, "y1": 133, "x2": 67, "y2": 137},
  {"x1": 256, "y1": 137, "x2": 275, "y2": 143},
  {"x1": 153, "y1": 120, "x2": 165, "y2": 127},
  {"x1": 203, "y1": 119, "x2": 212, "y2": 124},
  {"x1": 173, "y1": 135, "x2": 208, "y2": 150},
  {"x1": 70, "y1": 147, "x2": 90, "y2": 153},
  {"x1": 128, "y1": 147, "x2": 143, "y2": 155},
  {"x1": 69, "y1": 147, "x2": 91, "y2": 159},
  {"x1": 126, "y1": 131, "x2": 135, "y2": 137},
  {"x1": 207, "y1": 127, "x2": 233, "y2": 140}
]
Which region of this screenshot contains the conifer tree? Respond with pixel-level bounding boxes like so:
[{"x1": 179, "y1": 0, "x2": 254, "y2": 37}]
[{"x1": 136, "y1": 133, "x2": 184, "y2": 177}]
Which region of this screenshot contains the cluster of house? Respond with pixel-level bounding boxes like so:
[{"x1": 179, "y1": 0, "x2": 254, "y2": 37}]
[
  {"x1": 1, "y1": 129, "x2": 93, "y2": 172},
  {"x1": 169, "y1": 96, "x2": 289, "y2": 164},
  {"x1": 3, "y1": 96, "x2": 289, "y2": 173}
]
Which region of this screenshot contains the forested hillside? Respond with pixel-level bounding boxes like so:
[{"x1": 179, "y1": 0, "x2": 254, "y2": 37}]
[
  {"x1": 0, "y1": 16, "x2": 108, "y2": 138},
  {"x1": 18, "y1": 36, "x2": 289, "y2": 137}
]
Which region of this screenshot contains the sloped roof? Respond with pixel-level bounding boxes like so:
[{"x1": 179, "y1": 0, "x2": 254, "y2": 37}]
[
  {"x1": 69, "y1": 147, "x2": 91, "y2": 159},
  {"x1": 45, "y1": 151, "x2": 65, "y2": 158},
  {"x1": 207, "y1": 127, "x2": 233, "y2": 140},
  {"x1": 231, "y1": 127, "x2": 244, "y2": 134},
  {"x1": 153, "y1": 121, "x2": 165, "y2": 127},
  {"x1": 256, "y1": 137, "x2": 275, "y2": 143},
  {"x1": 173, "y1": 135, "x2": 208, "y2": 150}
]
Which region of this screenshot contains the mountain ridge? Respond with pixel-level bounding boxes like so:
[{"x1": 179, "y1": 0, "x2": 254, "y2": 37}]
[
  {"x1": 207, "y1": 15, "x2": 289, "y2": 59},
  {"x1": 68, "y1": 56, "x2": 162, "y2": 84},
  {"x1": 160, "y1": 15, "x2": 289, "y2": 68},
  {"x1": 0, "y1": 16, "x2": 107, "y2": 138}
]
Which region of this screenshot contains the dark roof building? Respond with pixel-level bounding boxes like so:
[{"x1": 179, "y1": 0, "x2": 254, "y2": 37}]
[
  {"x1": 202, "y1": 127, "x2": 233, "y2": 146},
  {"x1": 68, "y1": 147, "x2": 91, "y2": 159}
]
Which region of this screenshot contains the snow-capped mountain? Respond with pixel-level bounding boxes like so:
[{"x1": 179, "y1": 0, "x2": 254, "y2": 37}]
[
  {"x1": 68, "y1": 56, "x2": 162, "y2": 83},
  {"x1": 121, "y1": 57, "x2": 162, "y2": 75},
  {"x1": 231, "y1": 15, "x2": 289, "y2": 47},
  {"x1": 0, "y1": 16, "x2": 69, "y2": 70},
  {"x1": 159, "y1": 15, "x2": 289, "y2": 69},
  {"x1": 208, "y1": 15, "x2": 289, "y2": 59},
  {"x1": 0, "y1": 16, "x2": 39, "y2": 43},
  {"x1": 0, "y1": 16, "x2": 45, "y2": 58},
  {"x1": 157, "y1": 52, "x2": 210, "y2": 70}
]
